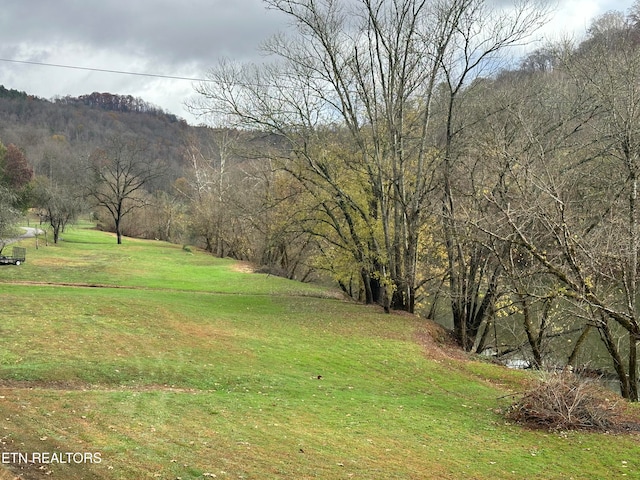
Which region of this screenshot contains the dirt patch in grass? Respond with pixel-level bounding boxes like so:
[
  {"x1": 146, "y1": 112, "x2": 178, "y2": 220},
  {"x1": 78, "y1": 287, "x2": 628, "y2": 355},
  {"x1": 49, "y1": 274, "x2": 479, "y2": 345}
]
[
  {"x1": 30, "y1": 258, "x2": 93, "y2": 267},
  {"x1": 0, "y1": 280, "x2": 127, "y2": 289},
  {"x1": 230, "y1": 261, "x2": 255, "y2": 273},
  {"x1": 0, "y1": 381, "x2": 205, "y2": 394},
  {"x1": 0, "y1": 467, "x2": 19, "y2": 480},
  {"x1": 0, "y1": 379, "x2": 89, "y2": 391},
  {"x1": 414, "y1": 318, "x2": 467, "y2": 362},
  {"x1": 170, "y1": 321, "x2": 228, "y2": 337}
]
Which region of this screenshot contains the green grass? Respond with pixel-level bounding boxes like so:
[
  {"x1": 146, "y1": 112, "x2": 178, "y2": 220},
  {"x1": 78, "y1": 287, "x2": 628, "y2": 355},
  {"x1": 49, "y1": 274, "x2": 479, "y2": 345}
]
[
  {"x1": 2, "y1": 226, "x2": 329, "y2": 297},
  {"x1": 0, "y1": 224, "x2": 638, "y2": 479}
]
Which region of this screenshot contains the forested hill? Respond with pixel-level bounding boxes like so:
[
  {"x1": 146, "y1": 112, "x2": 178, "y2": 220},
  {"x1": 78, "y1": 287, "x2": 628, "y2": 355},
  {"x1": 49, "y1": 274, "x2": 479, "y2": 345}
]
[
  {"x1": 0, "y1": 85, "x2": 31, "y2": 101},
  {"x1": 0, "y1": 86, "x2": 184, "y2": 123},
  {"x1": 55, "y1": 91, "x2": 184, "y2": 123},
  {"x1": 0, "y1": 85, "x2": 199, "y2": 187}
]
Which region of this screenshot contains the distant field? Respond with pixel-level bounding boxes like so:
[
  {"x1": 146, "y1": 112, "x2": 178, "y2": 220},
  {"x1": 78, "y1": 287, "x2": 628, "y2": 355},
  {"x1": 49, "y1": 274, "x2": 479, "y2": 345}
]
[{"x1": 0, "y1": 224, "x2": 637, "y2": 479}]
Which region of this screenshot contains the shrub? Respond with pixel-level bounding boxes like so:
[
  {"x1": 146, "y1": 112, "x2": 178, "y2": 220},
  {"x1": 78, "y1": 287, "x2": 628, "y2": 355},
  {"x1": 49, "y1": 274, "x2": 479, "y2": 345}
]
[{"x1": 506, "y1": 370, "x2": 620, "y2": 431}]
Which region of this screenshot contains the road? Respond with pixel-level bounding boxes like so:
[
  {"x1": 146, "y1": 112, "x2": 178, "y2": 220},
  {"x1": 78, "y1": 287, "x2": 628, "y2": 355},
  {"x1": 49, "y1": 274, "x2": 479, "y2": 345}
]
[
  {"x1": 17, "y1": 227, "x2": 42, "y2": 238},
  {"x1": 2, "y1": 227, "x2": 44, "y2": 245}
]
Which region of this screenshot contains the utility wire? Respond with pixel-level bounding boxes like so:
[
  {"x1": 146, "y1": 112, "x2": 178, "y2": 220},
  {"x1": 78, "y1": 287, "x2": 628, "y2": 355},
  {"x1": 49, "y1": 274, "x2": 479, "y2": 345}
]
[{"x1": 0, "y1": 57, "x2": 213, "y2": 82}]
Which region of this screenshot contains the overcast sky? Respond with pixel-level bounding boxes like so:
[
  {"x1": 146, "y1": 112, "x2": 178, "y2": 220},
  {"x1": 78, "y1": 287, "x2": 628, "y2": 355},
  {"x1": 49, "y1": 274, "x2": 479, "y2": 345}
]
[{"x1": 0, "y1": 0, "x2": 634, "y2": 125}]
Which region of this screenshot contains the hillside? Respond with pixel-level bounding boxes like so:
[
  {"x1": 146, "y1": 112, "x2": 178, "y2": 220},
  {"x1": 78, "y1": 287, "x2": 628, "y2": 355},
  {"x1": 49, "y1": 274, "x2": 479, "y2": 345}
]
[
  {"x1": 0, "y1": 224, "x2": 637, "y2": 479},
  {"x1": 0, "y1": 85, "x2": 283, "y2": 191},
  {"x1": 0, "y1": 86, "x2": 195, "y2": 188}
]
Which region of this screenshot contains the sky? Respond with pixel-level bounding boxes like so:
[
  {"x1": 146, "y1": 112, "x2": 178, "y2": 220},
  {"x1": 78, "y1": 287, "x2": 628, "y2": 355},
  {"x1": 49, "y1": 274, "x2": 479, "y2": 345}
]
[{"x1": 0, "y1": 0, "x2": 634, "y2": 125}]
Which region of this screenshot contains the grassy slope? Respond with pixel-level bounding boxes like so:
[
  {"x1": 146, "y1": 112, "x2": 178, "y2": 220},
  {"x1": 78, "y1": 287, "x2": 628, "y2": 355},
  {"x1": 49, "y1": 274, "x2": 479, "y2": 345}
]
[{"x1": 0, "y1": 226, "x2": 637, "y2": 479}]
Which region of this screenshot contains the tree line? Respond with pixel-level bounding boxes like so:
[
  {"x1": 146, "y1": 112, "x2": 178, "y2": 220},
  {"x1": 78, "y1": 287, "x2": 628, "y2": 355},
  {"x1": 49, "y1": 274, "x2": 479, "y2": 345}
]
[{"x1": 191, "y1": 0, "x2": 640, "y2": 400}]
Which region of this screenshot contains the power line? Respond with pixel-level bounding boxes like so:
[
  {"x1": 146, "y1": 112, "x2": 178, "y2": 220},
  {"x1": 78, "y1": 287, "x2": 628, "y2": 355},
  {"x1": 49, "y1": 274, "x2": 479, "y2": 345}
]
[{"x1": 0, "y1": 58, "x2": 213, "y2": 82}]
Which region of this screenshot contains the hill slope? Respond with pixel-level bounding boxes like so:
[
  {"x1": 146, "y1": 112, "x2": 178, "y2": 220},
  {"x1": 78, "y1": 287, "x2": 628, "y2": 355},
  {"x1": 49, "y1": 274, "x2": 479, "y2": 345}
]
[{"x1": 0, "y1": 225, "x2": 637, "y2": 479}]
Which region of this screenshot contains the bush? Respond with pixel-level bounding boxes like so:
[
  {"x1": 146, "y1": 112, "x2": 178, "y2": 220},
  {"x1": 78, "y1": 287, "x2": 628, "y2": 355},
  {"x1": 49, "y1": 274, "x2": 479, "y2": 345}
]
[{"x1": 506, "y1": 370, "x2": 620, "y2": 431}]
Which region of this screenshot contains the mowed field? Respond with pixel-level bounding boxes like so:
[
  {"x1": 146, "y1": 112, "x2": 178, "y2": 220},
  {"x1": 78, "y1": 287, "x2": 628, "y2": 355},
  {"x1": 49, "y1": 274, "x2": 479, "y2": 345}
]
[{"x1": 0, "y1": 225, "x2": 638, "y2": 479}]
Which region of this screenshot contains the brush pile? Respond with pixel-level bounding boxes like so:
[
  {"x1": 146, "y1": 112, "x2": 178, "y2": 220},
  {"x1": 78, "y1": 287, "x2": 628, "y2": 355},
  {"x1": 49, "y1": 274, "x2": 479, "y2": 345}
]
[{"x1": 507, "y1": 371, "x2": 620, "y2": 431}]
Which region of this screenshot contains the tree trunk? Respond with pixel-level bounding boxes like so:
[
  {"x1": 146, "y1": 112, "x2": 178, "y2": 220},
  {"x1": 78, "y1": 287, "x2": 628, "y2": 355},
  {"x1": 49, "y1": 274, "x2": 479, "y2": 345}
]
[
  {"x1": 628, "y1": 173, "x2": 639, "y2": 401},
  {"x1": 520, "y1": 295, "x2": 542, "y2": 369},
  {"x1": 629, "y1": 334, "x2": 638, "y2": 401},
  {"x1": 52, "y1": 224, "x2": 60, "y2": 244},
  {"x1": 567, "y1": 325, "x2": 592, "y2": 368},
  {"x1": 599, "y1": 319, "x2": 631, "y2": 400},
  {"x1": 115, "y1": 218, "x2": 123, "y2": 245},
  {"x1": 475, "y1": 319, "x2": 493, "y2": 355},
  {"x1": 361, "y1": 269, "x2": 374, "y2": 305}
]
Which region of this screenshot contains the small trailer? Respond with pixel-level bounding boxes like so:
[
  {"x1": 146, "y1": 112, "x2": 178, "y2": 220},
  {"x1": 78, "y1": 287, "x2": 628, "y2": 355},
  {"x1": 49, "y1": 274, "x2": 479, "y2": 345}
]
[{"x1": 0, "y1": 246, "x2": 26, "y2": 265}]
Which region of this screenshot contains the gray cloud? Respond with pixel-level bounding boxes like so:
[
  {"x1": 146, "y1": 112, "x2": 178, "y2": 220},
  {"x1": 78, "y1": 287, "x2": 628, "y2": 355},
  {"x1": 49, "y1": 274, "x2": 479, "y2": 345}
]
[
  {"x1": 0, "y1": 0, "x2": 292, "y2": 122},
  {"x1": 0, "y1": 0, "x2": 633, "y2": 124},
  {"x1": 0, "y1": 0, "x2": 287, "y2": 67}
]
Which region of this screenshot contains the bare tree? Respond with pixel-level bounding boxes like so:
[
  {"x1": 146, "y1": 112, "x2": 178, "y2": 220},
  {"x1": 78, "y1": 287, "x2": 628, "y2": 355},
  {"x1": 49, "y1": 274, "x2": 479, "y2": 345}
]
[
  {"x1": 426, "y1": 0, "x2": 550, "y2": 349},
  {"x1": 32, "y1": 176, "x2": 81, "y2": 244},
  {"x1": 178, "y1": 131, "x2": 230, "y2": 255},
  {"x1": 193, "y1": 0, "x2": 548, "y2": 315},
  {"x1": 557, "y1": 21, "x2": 640, "y2": 399},
  {"x1": 470, "y1": 19, "x2": 640, "y2": 399},
  {"x1": 86, "y1": 136, "x2": 164, "y2": 244}
]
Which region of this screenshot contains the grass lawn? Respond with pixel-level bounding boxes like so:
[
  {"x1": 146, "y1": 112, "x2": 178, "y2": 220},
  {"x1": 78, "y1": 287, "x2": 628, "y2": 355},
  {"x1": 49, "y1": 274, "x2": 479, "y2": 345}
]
[{"x1": 0, "y1": 224, "x2": 638, "y2": 479}]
